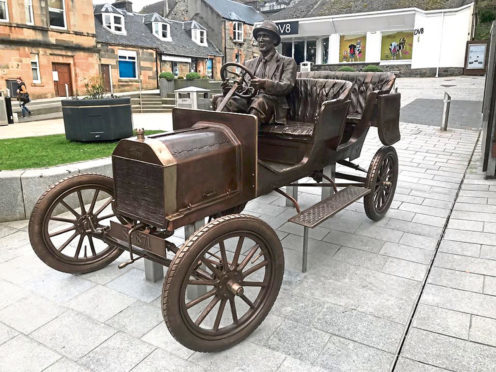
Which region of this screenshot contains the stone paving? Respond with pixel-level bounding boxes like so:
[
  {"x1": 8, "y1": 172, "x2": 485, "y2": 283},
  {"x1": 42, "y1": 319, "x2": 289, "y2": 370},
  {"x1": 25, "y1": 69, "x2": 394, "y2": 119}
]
[{"x1": 1, "y1": 76, "x2": 494, "y2": 371}]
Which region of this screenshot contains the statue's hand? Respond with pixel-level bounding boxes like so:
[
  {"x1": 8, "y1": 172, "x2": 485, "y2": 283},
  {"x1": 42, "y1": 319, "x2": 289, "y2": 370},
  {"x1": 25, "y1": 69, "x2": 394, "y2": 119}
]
[{"x1": 250, "y1": 78, "x2": 267, "y2": 90}]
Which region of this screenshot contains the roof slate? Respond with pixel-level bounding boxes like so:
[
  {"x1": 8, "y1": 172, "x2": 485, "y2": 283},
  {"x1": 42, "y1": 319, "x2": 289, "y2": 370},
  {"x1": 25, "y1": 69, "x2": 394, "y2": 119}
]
[
  {"x1": 269, "y1": 0, "x2": 474, "y2": 20},
  {"x1": 203, "y1": 0, "x2": 264, "y2": 24},
  {"x1": 94, "y1": 5, "x2": 222, "y2": 58}
]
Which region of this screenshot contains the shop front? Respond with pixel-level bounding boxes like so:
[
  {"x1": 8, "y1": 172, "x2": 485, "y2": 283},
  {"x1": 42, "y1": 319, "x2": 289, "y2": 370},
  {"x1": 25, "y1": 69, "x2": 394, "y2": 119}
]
[{"x1": 273, "y1": 3, "x2": 474, "y2": 75}]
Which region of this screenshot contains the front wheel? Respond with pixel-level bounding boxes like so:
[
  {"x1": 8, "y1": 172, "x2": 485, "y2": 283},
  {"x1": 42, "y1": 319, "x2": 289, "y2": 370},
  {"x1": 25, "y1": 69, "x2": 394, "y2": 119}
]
[
  {"x1": 364, "y1": 146, "x2": 398, "y2": 221},
  {"x1": 162, "y1": 214, "x2": 284, "y2": 352},
  {"x1": 28, "y1": 173, "x2": 124, "y2": 274}
]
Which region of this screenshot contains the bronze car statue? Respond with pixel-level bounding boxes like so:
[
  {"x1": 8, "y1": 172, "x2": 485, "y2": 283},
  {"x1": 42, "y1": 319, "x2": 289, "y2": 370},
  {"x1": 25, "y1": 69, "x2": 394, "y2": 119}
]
[{"x1": 28, "y1": 61, "x2": 400, "y2": 352}]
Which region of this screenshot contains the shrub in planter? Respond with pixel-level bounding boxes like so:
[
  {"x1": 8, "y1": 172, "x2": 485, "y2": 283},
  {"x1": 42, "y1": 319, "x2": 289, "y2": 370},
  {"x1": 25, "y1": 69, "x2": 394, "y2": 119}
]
[
  {"x1": 201, "y1": 75, "x2": 209, "y2": 79},
  {"x1": 159, "y1": 71, "x2": 175, "y2": 81},
  {"x1": 62, "y1": 76, "x2": 132, "y2": 142},
  {"x1": 185, "y1": 72, "x2": 201, "y2": 80},
  {"x1": 177, "y1": 76, "x2": 184, "y2": 79},
  {"x1": 159, "y1": 71, "x2": 175, "y2": 97},
  {"x1": 362, "y1": 65, "x2": 383, "y2": 72},
  {"x1": 337, "y1": 66, "x2": 356, "y2": 72}
]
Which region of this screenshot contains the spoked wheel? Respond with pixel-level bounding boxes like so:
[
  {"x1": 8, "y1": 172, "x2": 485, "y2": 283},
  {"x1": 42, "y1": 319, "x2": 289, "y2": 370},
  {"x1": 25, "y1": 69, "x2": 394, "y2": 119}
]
[
  {"x1": 364, "y1": 146, "x2": 398, "y2": 221},
  {"x1": 29, "y1": 173, "x2": 126, "y2": 274},
  {"x1": 162, "y1": 214, "x2": 284, "y2": 352}
]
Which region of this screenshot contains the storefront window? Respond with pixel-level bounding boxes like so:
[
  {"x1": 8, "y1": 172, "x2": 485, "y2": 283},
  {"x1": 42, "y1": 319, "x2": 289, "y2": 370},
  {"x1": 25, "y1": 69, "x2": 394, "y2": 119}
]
[
  {"x1": 381, "y1": 31, "x2": 414, "y2": 61},
  {"x1": 282, "y1": 42, "x2": 292, "y2": 58},
  {"x1": 294, "y1": 41, "x2": 304, "y2": 65},
  {"x1": 339, "y1": 34, "x2": 366, "y2": 63},
  {"x1": 321, "y1": 38, "x2": 329, "y2": 64},
  {"x1": 306, "y1": 40, "x2": 316, "y2": 64}
]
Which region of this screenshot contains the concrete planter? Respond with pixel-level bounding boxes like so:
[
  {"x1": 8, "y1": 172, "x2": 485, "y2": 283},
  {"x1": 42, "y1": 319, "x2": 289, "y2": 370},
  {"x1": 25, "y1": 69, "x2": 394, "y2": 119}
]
[
  {"x1": 62, "y1": 98, "x2": 133, "y2": 142},
  {"x1": 159, "y1": 78, "x2": 175, "y2": 98}
]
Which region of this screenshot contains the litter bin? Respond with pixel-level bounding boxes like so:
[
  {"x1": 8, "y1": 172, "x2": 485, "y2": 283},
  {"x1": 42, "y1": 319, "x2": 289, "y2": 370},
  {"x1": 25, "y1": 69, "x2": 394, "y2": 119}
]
[
  {"x1": 0, "y1": 92, "x2": 8, "y2": 126},
  {"x1": 175, "y1": 86, "x2": 211, "y2": 110},
  {"x1": 300, "y1": 61, "x2": 313, "y2": 72},
  {"x1": 5, "y1": 97, "x2": 14, "y2": 124}
]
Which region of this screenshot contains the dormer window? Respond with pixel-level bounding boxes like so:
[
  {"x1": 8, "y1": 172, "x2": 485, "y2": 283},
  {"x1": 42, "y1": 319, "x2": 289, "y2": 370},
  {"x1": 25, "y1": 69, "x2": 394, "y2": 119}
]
[
  {"x1": 153, "y1": 22, "x2": 171, "y2": 41},
  {"x1": 103, "y1": 13, "x2": 125, "y2": 34},
  {"x1": 233, "y1": 22, "x2": 243, "y2": 42},
  {"x1": 192, "y1": 29, "x2": 207, "y2": 46}
]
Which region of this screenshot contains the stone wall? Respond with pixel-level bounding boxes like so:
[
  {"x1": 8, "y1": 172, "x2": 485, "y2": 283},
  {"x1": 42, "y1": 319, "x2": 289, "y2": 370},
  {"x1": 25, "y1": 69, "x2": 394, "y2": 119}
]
[
  {"x1": 311, "y1": 63, "x2": 465, "y2": 77},
  {"x1": 99, "y1": 45, "x2": 158, "y2": 92},
  {"x1": 0, "y1": 1, "x2": 98, "y2": 98}
]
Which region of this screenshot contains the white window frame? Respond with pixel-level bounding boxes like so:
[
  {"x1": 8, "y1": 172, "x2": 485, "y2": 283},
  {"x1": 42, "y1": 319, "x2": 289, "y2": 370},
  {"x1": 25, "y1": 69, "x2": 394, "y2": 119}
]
[
  {"x1": 233, "y1": 22, "x2": 243, "y2": 42},
  {"x1": 118, "y1": 50, "x2": 138, "y2": 80},
  {"x1": 152, "y1": 22, "x2": 171, "y2": 41},
  {"x1": 31, "y1": 54, "x2": 41, "y2": 83},
  {"x1": 103, "y1": 13, "x2": 125, "y2": 34},
  {"x1": 0, "y1": 0, "x2": 9, "y2": 22},
  {"x1": 25, "y1": 0, "x2": 34, "y2": 24},
  {"x1": 192, "y1": 29, "x2": 207, "y2": 46},
  {"x1": 48, "y1": 0, "x2": 66, "y2": 29}
]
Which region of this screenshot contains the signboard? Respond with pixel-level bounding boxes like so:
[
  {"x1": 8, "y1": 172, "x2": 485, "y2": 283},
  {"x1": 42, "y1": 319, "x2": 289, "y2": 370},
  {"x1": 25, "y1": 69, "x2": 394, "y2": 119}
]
[
  {"x1": 275, "y1": 21, "x2": 299, "y2": 35},
  {"x1": 464, "y1": 41, "x2": 488, "y2": 76},
  {"x1": 52, "y1": 71, "x2": 59, "y2": 81},
  {"x1": 466, "y1": 43, "x2": 487, "y2": 69}
]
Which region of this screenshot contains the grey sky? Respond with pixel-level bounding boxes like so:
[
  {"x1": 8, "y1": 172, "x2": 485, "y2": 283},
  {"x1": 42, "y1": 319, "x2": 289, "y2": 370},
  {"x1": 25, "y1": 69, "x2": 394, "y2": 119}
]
[{"x1": 92, "y1": 0, "x2": 161, "y2": 12}]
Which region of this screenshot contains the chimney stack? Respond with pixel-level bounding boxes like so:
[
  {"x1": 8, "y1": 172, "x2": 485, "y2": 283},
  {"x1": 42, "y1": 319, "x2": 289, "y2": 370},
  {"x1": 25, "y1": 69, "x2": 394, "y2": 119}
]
[{"x1": 113, "y1": 1, "x2": 133, "y2": 12}]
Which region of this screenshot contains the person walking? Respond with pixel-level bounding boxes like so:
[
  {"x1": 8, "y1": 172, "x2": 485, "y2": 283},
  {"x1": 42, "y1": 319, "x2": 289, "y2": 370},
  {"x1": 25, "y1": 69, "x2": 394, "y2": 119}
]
[{"x1": 16, "y1": 77, "x2": 32, "y2": 118}]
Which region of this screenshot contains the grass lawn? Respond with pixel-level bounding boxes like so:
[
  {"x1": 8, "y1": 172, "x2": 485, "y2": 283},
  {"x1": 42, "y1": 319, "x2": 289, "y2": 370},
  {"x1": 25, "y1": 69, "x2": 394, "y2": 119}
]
[{"x1": 0, "y1": 131, "x2": 164, "y2": 170}]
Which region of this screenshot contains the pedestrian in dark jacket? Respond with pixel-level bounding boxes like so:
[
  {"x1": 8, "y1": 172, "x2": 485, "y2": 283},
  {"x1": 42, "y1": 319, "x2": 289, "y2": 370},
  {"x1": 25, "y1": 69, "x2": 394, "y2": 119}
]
[{"x1": 16, "y1": 77, "x2": 32, "y2": 118}]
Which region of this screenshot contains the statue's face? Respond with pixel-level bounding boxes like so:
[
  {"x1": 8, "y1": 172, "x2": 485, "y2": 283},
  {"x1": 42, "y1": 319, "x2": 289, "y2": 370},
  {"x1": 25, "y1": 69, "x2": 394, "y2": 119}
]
[{"x1": 256, "y1": 31, "x2": 276, "y2": 54}]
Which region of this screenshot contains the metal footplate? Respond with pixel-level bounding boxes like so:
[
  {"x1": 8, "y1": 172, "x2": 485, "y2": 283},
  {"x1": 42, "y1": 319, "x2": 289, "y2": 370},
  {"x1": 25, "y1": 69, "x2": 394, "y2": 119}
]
[
  {"x1": 289, "y1": 186, "x2": 370, "y2": 228},
  {"x1": 288, "y1": 186, "x2": 370, "y2": 273}
]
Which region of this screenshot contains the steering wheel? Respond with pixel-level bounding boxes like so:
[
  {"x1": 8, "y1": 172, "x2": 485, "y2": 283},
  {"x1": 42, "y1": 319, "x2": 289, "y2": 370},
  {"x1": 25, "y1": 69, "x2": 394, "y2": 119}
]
[{"x1": 220, "y1": 62, "x2": 257, "y2": 99}]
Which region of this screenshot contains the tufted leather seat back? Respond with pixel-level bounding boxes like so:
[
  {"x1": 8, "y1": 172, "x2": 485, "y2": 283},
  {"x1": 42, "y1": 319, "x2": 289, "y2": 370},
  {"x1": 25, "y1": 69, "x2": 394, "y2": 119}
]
[
  {"x1": 287, "y1": 78, "x2": 352, "y2": 123},
  {"x1": 297, "y1": 71, "x2": 395, "y2": 116}
]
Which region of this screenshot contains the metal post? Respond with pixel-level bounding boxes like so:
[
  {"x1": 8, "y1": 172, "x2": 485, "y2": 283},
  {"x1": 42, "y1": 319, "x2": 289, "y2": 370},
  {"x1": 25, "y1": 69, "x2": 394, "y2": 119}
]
[
  {"x1": 302, "y1": 227, "x2": 308, "y2": 273},
  {"x1": 286, "y1": 182, "x2": 298, "y2": 207},
  {"x1": 441, "y1": 92, "x2": 451, "y2": 131},
  {"x1": 321, "y1": 164, "x2": 336, "y2": 199},
  {"x1": 144, "y1": 259, "x2": 164, "y2": 282},
  {"x1": 65, "y1": 84, "x2": 69, "y2": 98}
]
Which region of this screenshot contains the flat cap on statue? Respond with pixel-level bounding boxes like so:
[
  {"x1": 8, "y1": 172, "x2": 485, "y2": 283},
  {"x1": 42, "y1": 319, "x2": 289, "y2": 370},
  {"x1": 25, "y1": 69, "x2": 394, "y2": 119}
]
[{"x1": 253, "y1": 20, "x2": 281, "y2": 46}]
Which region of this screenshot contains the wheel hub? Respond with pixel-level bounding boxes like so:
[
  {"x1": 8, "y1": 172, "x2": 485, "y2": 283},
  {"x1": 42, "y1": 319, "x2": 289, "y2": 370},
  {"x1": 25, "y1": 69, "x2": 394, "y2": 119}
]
[
  {"x1": 217, "y1": 270, "x2": 243, "y2": 298},
  {"x1": 76, "y1": 214, "x2": 96, "y2": 233}
]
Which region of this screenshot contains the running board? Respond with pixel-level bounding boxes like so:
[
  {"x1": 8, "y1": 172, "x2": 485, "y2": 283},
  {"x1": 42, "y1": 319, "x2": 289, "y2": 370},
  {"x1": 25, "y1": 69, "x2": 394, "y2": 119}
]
[{"x1": 289, "y1": 186, "x2": 370, "y2": 228}]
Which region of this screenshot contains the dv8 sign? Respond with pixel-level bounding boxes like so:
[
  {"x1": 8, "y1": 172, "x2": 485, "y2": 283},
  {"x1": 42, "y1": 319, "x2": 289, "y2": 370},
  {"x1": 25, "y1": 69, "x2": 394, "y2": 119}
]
[{"x1": 275, "y1": 21, "x2": 299, "y2": 35}]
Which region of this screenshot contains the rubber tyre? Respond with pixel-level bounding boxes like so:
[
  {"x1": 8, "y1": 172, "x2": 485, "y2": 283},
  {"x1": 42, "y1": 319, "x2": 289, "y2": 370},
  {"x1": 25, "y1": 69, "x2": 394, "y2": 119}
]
[
  {"x1": 162, "y1": 214, "x2": 284, "y2": 352},
  {"x1": 28, "y1": 173, "x2": 123, "y2": 274},
  {"x1": 364, "y1": 146, "x2": 398, "y2": 221}
]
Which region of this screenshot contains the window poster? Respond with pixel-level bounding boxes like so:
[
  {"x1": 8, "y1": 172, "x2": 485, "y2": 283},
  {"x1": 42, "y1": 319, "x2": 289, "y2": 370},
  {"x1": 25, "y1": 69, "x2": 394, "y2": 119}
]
[
  {"x1": 339, "y1": 34, "x2": 366, "y2": 63},
  {"x1": 381, "y1": 31, "x2": 414, "y2": 61}
]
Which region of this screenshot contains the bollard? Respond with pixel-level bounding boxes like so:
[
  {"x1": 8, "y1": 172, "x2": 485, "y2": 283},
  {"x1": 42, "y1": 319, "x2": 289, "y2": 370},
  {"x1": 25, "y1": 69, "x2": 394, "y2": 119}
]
[
  {"x1": 65, "y1": 84, "x2": 69, "y2": 98},
  {"x1": 441, "y1": 92, "x2": 451, "y2": 131}
]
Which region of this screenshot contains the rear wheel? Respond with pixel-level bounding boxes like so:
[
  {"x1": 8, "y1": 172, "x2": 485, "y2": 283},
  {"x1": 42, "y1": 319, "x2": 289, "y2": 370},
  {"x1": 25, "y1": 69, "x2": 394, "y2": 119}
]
[
  {"x1": 29, "y1": 173, "x2": 124, "y2": 274},
  {"x1": 162, "y1": 214, "x2": 284, "y2": 352},
  {"x1": 364, "y1": 146, "x2": 398, "y2": 221}
]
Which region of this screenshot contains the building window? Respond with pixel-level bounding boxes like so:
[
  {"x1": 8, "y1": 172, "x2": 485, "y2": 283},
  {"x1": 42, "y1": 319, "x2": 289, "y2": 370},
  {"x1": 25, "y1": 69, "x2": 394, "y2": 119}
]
[
  {"x1": 381, "y1": 31, "x2": 414, "y2": 61},
  {"x1": 153, "y1": 22, "x2": 171, "y2": 40},
  {"x1": 31, "y1": 54, "x2": 40, "y2": 83},
  {"x1": 0, "y1": 0, "x2": 8, "y2": 21},
  {"x1": 103, "y1": 13, "x2": 125, "y2": 34},
  {"x1": 339, "y1": 34, "x2": 366, "y2": 63},
  {"x1": 48, "y1": 0, "x2": 65, "y2": 28},
  {"x1": 192, "y1": 29, "x2": 207, "y2": 46},
  {"x1": 233, "y1": 22, "x2": 243, "y2": 42},
  {"x1": 118, "y1": 50, "x2": 137, "y2": 79},
  {"x1": 25, "y1": 0, "x2": 34, "y2": 24}
]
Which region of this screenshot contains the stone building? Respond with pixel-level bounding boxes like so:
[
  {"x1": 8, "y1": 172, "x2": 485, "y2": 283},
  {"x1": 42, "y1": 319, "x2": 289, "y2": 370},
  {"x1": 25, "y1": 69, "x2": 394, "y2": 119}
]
[
  {"x1": 0, "y1": 1, "x2": 100, "y2": 99},
  {"x1": 168, "y1": 0, "x2": 264, "y2": 64},
  {"x1": 95, "y1": 2, "x2": 223, "y2": 93}
]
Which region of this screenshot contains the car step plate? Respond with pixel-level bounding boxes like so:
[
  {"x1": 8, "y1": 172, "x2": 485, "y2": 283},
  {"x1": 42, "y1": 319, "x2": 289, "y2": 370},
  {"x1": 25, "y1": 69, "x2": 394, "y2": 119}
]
[{"x1": 289, "y1": 186, "x2": 371, "y2": 228}]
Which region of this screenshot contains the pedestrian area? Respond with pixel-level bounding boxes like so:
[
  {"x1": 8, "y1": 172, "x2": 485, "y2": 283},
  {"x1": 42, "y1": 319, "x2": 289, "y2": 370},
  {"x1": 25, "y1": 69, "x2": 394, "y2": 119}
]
[{"x1": 2, "y1": 115, "x2": 496, "y2": 371}]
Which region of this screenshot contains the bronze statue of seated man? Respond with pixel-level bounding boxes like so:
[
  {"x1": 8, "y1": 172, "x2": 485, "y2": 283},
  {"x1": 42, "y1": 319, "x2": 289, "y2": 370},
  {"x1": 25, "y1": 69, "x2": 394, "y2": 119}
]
[{"x1": 213, "y1": 20, "x2": 297, "y2": 126}]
